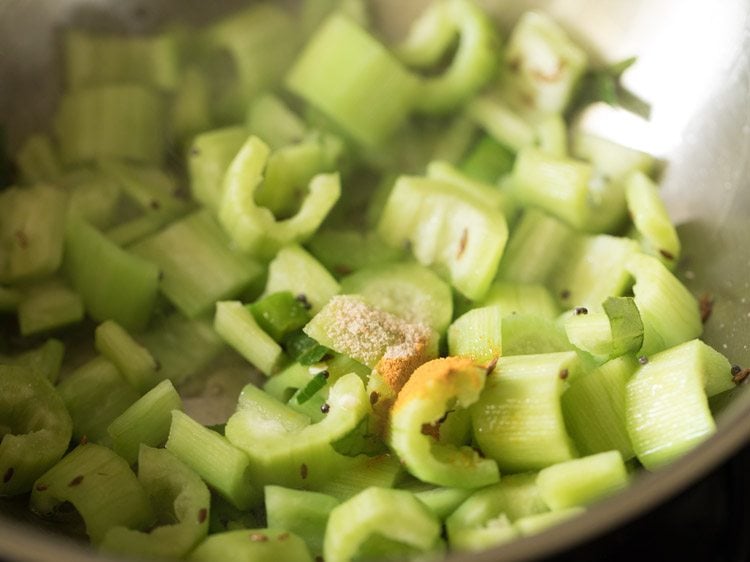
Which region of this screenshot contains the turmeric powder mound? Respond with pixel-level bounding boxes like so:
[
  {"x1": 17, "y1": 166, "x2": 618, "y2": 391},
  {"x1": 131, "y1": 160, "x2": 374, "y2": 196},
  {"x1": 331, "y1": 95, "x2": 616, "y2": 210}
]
[
  {"x1": 375, "y1": 338, "x2": 431, "y2": 396},
  {"x1": 393, "y1": 356, "x2": 485, "y2": 414}
]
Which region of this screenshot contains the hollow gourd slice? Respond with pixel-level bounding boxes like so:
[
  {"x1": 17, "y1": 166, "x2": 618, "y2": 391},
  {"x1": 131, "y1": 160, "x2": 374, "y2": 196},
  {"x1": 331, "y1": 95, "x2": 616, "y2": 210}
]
[
  {"x1": 263, "y1": 244, "x2": 340, "y2": 315},
  {"x1": 550, "y1": 234, "x2": 640, "y2": 310},
  {"x1": 214, "y1": 301, "x2": 285, "y2": 376},
  {"x1": 323, "y1": 487, "x2": 441, "y2": 562},
  {"x1": 390, "y1": 357, "x2": 499, "y2": 488},
  {"x1": 0, "y1": 184, "x2": 68, "y2": 283},
  {"x1": 377, "y1": 175, "x2": 508, "y2": 300},
  {"x1": 106, "y1": 379, "x2": 183, "y2": 465},
  {"x1": 136, "y1": 312, "x2": 225, "y2": 387},
  {"x1": 497, "y1": 209, "x2": 575, "y2": 287},
  {"x1": 95, "y1": 320, "x2": 160, "y2": 393},
  {"x1": 286, "y1": 13, "x2": 418, "y2": 146},
  {"x1": 166, "y1": 410, "x2": 258, "y2": 510},
  {"x1": 306, "y1": 228, "x2": 407, "y2": 277},
  {"x1": 625, "y1": 339, "x2": 734, "y2": 470},
  {"x1": 202, "y1": 4, "x2": 299, "y2": 123},
  {"x1": 0, "y1": 338, "x2": 65, "y2": 383},
  {"x1": 536, "y1": 451, "x2": 628, "y2": 511},
  {"x1": 316, "y1": 453, "x2": 403, "y2": 501},
  {"x1": 16, "y1": 278, "x2": 84, "y2": 337},
  {"x1": 31, "y1": 444, "x2": 153, "y2": 544},
  {"x1": 471, "y1": 352, "x2": 580, "y2": 472},
  {"x1": 265, "y1": 485, "x2": 339, "y2": 559},
  {"x1": 445, "y1": 473, "x2": 548, "y2": 552},
  {"x1": 340, "y1": 261, "x2": 453, "y2": 335},
  {"x1": 626, "y1": 252, "x2": 702, "y2": 356},
  {"x1": 476, "y1": 281, "x2": 560, "y2": 320},
  {"x1": 447, "y1": 306, "x2": 503, "y2": 363},
  {"x1": 189, "y1": 528, "x2": 313, "y2": 562},
  {"x1": 54, "y1": 84, "x2": 165, "y2": 165},
  {"x1": 501, "y1": 314, "x2": 573, "y2": 356},
  {"x1": 218, "y1": 136, "x2": 341, "y2": 259},
  {"x1": 500, "y1": 10, "x2": 588, "y2": 116},
  {"x1": 626, "y1": 170, "x2": 681, "y2": 267},
  {"x1": 225, "y1": 373, "x2": 370, "y2": 490},
  {"x1": 130, "y1": 210, "x2": 263, "y2": 319},
  {"x1": 100, "y1": 446, "x2": 210, "y2": 559},
  {"x1": 511, "y1": 147, "x2": 593, "y2": 230},
  {"x1": 561, "y1": 355, "x2": 637, "y2": 460},
  {"x1": 57, "y1": 356, "x2": 139, "y2": 444},
  {"x1": 398, "y1": 0, "x2": 500, "y2": 114},
  {"x1": 65, "y1": 218, "x2": 159, "y2": 331},
  {"x1": 187, "y1": 126, "x2": 247, "y2": 211},
  {"x1": 0, "y1": 366, "x2": 73, "y2": 496}
]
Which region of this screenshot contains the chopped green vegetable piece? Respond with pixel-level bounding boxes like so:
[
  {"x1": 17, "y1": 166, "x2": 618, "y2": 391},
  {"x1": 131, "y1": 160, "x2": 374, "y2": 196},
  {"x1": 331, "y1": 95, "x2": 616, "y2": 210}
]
[
  {"x1": 246, "y1": 93, "x2": 307, "y2": 150},
  {"x1": 189, "y1": 528, "x2": 313, "y2": 562},
  {"x1": 460, "y1": 135, "x2": 515, "y2": 184},
  {"x1": 317, "y1": 454, "x2": 403, "y2": 501},
  {"x1": 626, "y1": 339, "x2": 733, "y2": 470},
  {"x1": 65, "y1": 218, "x2": 159, "y2": 331},
  {"x1": 448, "y1": 306, "x2": 503, "y2": 363},
  {"x1": 17, "y1": 278, "x2": 84, "y2": 337},
  {"x1": 95, "y1": 320, "x2": 160, "y2": 393},
  {"x1": 15, "y1": 134, "x2": 63, "y2": 184},
  {"x1": 31, "y1": 444, "x2": 154, "y2": 544},
  {"x1": 187, "y1": 126, "x2": 248, "y2": 211},
  {"x1": 106, "y1": 379, "x2": 183, "y2": 465},
  {"x1": 561, "y1": 355, "x2": 637, "y2": 460},
  {"x1": 307, "y1": 228, "x2": 407, "y2": 277},
  {"x1": 214, "y1": 301, "x2": 285, "y2": 376},
  {"x1": 626, "y1": 170, "x2": 681, "y2": 267},
  {"x1": 249, "y1": 291, "x2": 312, "y2": 342},
  {"x1": 0, "y1": 365, "x2": 73, "y2": 496},
  {"x1": 390, "y1": 357, "x2": 500, "y2": 488},
  {"x1": 446, "y1": 473, "x2": 547, "y2": 551},
  {"x1": 471, "y1": 352, "x2": 580, "y2": 472},
  {"x1": 264, "y1": 244, "x2": 340, "y2": 316},
  {"x1": 0, "y1": 184, "x2": 67, "y2": 283},
  {"x1": 401, "y1": 0, "x2": 500, "y2": 114},
  {"x1": 166, "y1": 410, "x2": 259, "y2": 510},
  {"x1": 0, "y1": 338, "x2": 65, "y2": 383},
  {"x1": 537, "y1": 451, "x2": 628, "y2": 512},
  {"x1": 501, "y1": 11, "x2": 588, "y2": 117},
  {"x1": 54, "y1": 84, "x2": 165, "y2": 165},
  {"x1": 225, "y1": 373, "x2": 370, "y2": 490},
  {"x1": 466, "y1": 94, "x2": 537, "y2": 152},
  {"x1": 564, "y1": 297, "x2": 643, "y2": 360},
  {"x1": 218, "y1": 136, "x2": 341, "y2": 259},
  {"x1": 323, "y1": 487, "x2": 442, "y2": 562},
  {"x1": 265, "y1": 485, "x2": 339, "y2": 558},
  {"x1": 202, "y1": 4, "x2": 300, "y2": 123},
  {"x1": 626, "y1": 253, "x2": 702, "y2": 356},
  {"x1": 131, "y1": 210, "x2": 262, "y2": 319},
  {"x1": 136, "y1": 312, "x2": 225, "y2": 386},
  {"x1": 57, "y1": 356, "x2": 140, "y2": 445},
  {"x1": 286, "y1": 13, "x2": 419, "y2": 146},
  {"x1": 63, "y1": 29, "x2": 181, "y2": 92},
  {"x1": 377, "y1": 175, "x2": 509, "y2": 300},
  {"x1": 100, "y1": 446, "x2": 210, "y2": 560}
]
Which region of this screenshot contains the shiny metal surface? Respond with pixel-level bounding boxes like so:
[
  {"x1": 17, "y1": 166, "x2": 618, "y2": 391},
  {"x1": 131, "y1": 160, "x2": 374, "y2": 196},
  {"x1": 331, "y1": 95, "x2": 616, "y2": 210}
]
[{"x1": 1, "y1": 0, "x2": 750, "y2": 560}]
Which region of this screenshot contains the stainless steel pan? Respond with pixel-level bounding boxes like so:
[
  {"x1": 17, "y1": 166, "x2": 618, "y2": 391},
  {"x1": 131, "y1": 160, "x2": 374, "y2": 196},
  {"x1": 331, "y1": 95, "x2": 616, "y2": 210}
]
[{"x1": 1, "y1": 0, "x2": 749, "y2": 560}]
